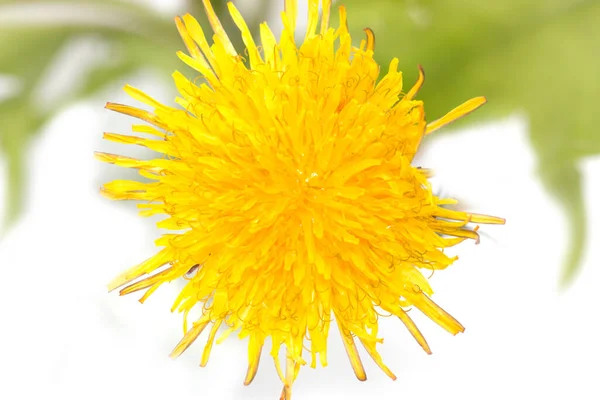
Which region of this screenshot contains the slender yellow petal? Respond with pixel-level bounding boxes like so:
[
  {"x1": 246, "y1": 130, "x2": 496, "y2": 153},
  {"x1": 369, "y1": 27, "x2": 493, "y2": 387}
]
[
  {"x1": 201, "y1": 0, "x2": 236, "y2": 55},
  {"x1": 94, "y1": 152, "x2": 162, "y2": 173},
  {"x1": 244, "y1": 340, "x2": 263, "y2": 385},
  {"x1": 410, "y1": 293, "x2": 465, "y2": 335},
  {"x1": 279, "y1": 350, "x2": 297, "y2": 400},
  {"x1": 433, "y1": 207, "x2": 505, "y2": 225},
  {"x1": 180, "y1": 14, "x2": 220, "y2": 79},
  {"x1": 338, "y1": 324, "x2": 367, "y2": 381},
  {"x1": 102, "y1": 133, "x2": 172, "y2": 155},
  {"x1": 201, "y1": 320, "x2": 222, "y2": 367},
  {"x1": 469, "y1": 212, "x2": 506, "y2": 225},
  {"x1": 107, "y1": 248, "x2": 171, "y2": 291},
  {"x1": 273, "y1": 351, "x2": 285, "y2": 384},
  {"x1": 118, "y1": 267, "x2": 174, "y2": 296},
  {"x1": 320, "y1": 0, "x2": 332, "y2": 35},
  {"x1": 426, "y1": 96, "x2": 487, "y2": 135},
  {"x1": 132, "y1": 124, "x2": 165, "y2": 137},
  {"x1": 175, "y1": 16, "x2": 215, "y2": 82},
  {"x1": 337, "y1": 5, "x2": 349, "y2": 36},
  {"x1": 123, "y1": 84, "x2": 165, "y2": 110},
  {"x1": 174, "y1": 15, "x2": 202, "y2": 59},
  {"x1": 260, "y1": 22, "x2": 279, "y2": 68},
  {"x1": 305, "y1": 0, "x2": 319, "y2": 40},
  {"x1": 105, "y1": 103, "x2": 167, "y2": 130},
  {"x1": 404, "y1": 65, "x2": 425, "y2": 101},
  {"x1": 284, "y1": 0, "x2": 298, "y2": 34},
  {"x1": 170, "y1": 320, "x2": 210, "y2": 358},
  {"x1": 177, "y1": 51, "x2": 218, "y2": 86},
  {"x1": 227, "y1": 2, "x2": 262, "y2": 68},
  {"x1": 397, "y1": 309, "x2": 432, "y2": 354},
  {"x1": 364, "y1": 28, "x2": 375, "y2": 52},
  {"x1": 358, "y1": 338, "x2": 396, "y2": 380},
  {"x1": 138, "y1": 284, "x2": 161, "y2": 303}
]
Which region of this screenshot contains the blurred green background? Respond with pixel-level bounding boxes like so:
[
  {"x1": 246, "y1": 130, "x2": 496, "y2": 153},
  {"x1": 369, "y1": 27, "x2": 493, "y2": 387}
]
[{"x1": 0, "y1": 0, "x2": 598, "y2": 285}]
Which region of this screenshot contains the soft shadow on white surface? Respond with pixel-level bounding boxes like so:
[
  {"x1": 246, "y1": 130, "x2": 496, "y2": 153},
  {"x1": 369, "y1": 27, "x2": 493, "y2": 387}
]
[{"x1": 0, "y1": 104, "x2": 598, "y2": 400}]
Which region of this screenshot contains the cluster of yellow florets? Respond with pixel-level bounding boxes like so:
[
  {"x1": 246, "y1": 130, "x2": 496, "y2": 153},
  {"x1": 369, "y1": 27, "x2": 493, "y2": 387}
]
[{"x1": 99, "y1": 1, "x2": 503, "y2": 399}]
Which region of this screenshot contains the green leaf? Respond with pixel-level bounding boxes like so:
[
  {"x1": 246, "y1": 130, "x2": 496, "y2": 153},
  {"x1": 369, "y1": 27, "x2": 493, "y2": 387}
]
[
  {"x1": 342, "y1": 0, "x2": 600, "y2": 286},
  {"x1": 0, "y1": 97, "x2": 44, "y2": 227},
  {"x1": 0, "y1": 26, "x2": 72, "y2": 228},
  {"x1": 0, "y1": 0, "x2": 178, "y2": 229},
  {"x1": 0, "y1": 0, "x2": 265, "y2": 231}
]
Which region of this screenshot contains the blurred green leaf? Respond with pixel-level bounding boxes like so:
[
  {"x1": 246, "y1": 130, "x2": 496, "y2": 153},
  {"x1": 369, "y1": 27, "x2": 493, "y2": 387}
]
[
  {"x1": 0, "y1": 26, "x2": 73, "y2": 227},
  {"x1": 0, "y1": 0, "x2": 235, "y2": 229},
  {"x1": 343, "y1": 0, "x2": 600, "y2": 285}
]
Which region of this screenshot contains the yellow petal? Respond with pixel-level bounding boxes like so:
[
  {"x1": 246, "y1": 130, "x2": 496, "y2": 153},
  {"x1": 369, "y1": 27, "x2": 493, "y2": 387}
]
[
  {"x1": 305, "y1": 0, "x2": 319, "y2": 40},
  {"x1": 404, "y1": 65, "x2": 425, "y2": 101},
  {"x1": 468, "y1": 212, "x2": 506, "y2": 225},
  {"x1": 364, "y1": 28, "x2": 375, "y2": 52},
  {"x1": 411, "y1": 293, "x2": 465, "y2": 335},
  {"x1": 284, "y1": 0, "x2": 298, "y2": 34},
  {"x1": 94, "y1": 152, "x2": 162, "y2": 174},
  {"x1": 397, "y1": 308, "x2": 432, "y2": 354},
  {"x1": 320, "y1": 0, "x2": 332, "y2": 35},
  {"x1": 174, "y1": 15, "x2": 202, "y2": 59},
  {"x1": 118, "y1": 267, "x2": 174, "y2": 296},
  {"x1": 358, "y1": 337, "x2": 396, "y2": 380},
  {"x1": 105, "y1": 103, "x2": 167, "y2": 130},
  {"x1": 180, "y1": 14, "x2": 220, "y2": 80},
  {"x1": 170, "y1": 319, "x2": 210, "y2": 358},
  {"x1": 244, "y1": 338, "x2": 263, "y2": 385},
  {"x1": 201, "y1": 320, "x2": 222, "y2": 367},
  {"x1": 201, "y1": 0, "x2": 236, "y2": 55},
  {"x1": 123, "y1": 84, "x2": 165, "y2": 110},
  {"x1": 107, "y1": 248, "x2": 171, "y2": 291},
  {"x1": 227, "y1": 2, "x2": 262, "y2": 68},
  {"x1": 426, "y1": 96, "x2": 487, "y2": 135},
  {"x1": 260, "y1": 22, "x2": 279, "y2": 69},
  {"x1": 338, "y1": 324, "x2": 367, "y2": 381}
]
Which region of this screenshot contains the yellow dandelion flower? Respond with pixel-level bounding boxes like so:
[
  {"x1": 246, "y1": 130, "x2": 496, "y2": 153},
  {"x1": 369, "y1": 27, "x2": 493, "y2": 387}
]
[{"x1": 99, "y1": 0, "x2": 504, "y2": 398}]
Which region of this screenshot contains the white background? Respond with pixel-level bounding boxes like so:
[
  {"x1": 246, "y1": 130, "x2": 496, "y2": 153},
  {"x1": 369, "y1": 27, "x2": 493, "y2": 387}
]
[{"x1": 0, "y1": 1, "x2": 599, "y2": 399}]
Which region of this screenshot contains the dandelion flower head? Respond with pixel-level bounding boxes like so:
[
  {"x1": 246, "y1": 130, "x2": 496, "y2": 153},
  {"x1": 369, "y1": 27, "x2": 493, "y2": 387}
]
[{"x1": 99, "y1": 0, "x2": 504, "y2": 398}]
